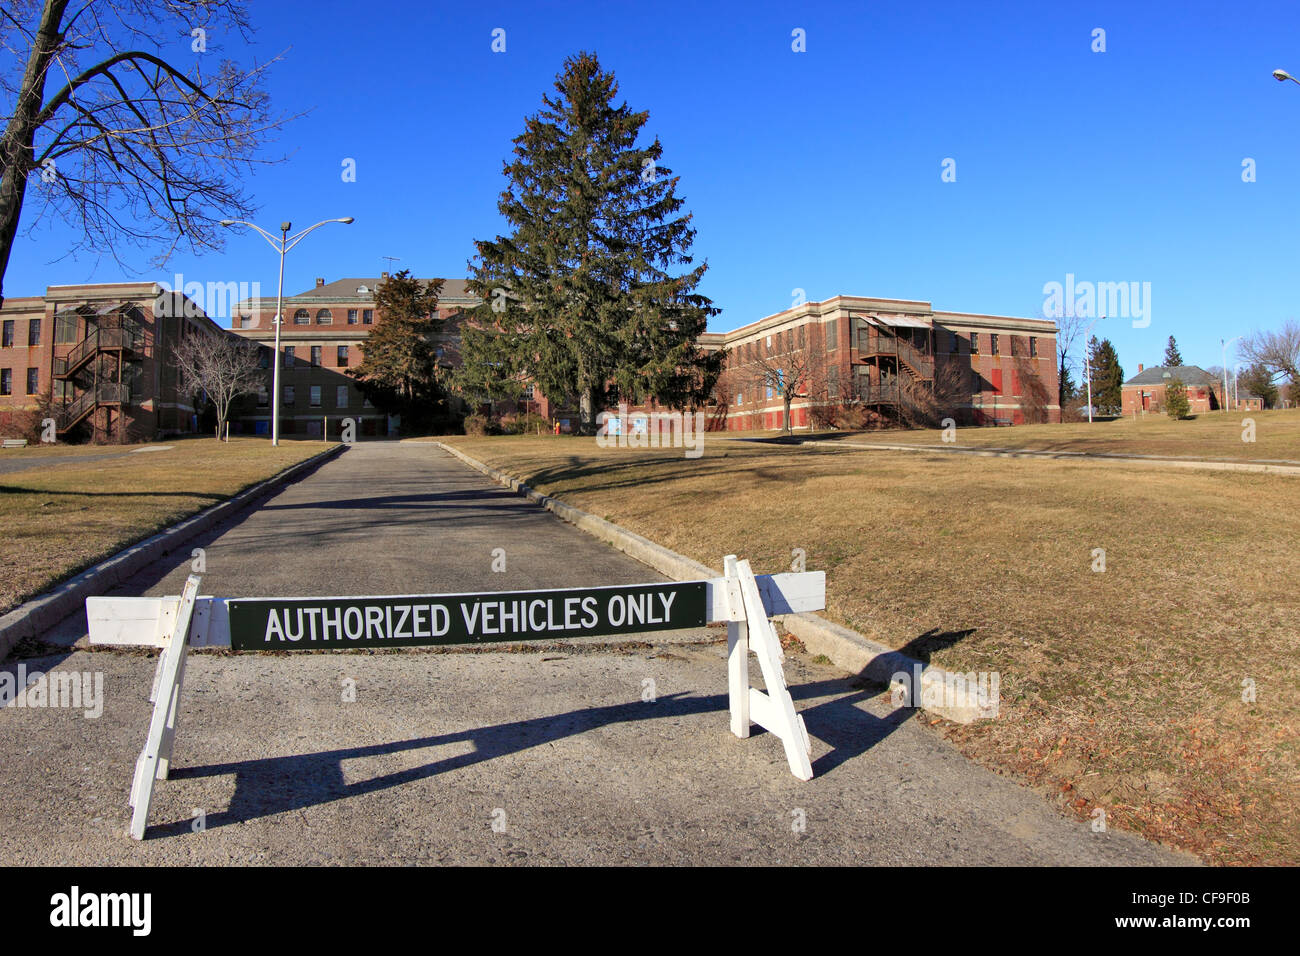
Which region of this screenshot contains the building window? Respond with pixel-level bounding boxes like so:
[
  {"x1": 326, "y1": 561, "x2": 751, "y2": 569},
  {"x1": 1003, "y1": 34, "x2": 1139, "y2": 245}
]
[
  {"x1": 970, "y1": 332, "x2": 979, "y2": 354},
  {"x1": 310, "y1": 345, "x2": 321, "y2": 367},
  {"x1": 337, "y1": 345, "x2": 348, "y2": 366},
  {"x1": 949, "y1": 330, "x2": 959, "y2": 353},
  {"x1": 28, "y1": 319, "x2": 41, "y2": 346},
  {"x1": 309, "y1": 385, "x2": 321, "y2": 407},
  {"x1": 362, "y1": 309, "x2": 374, "y2": 324},
  {"x1": 316, "y1": 309, "x2": 333, "y2": 325},
  {"x1": 990, "y1": 334, "x2": 1000, "y2": 355},
  {"x1": 26, "y1": 367, "x2": 39, "y2": 394},
  {"x1": 257, "y1": 386, "x2": 268, "y2": 407},
  {"x1": 336, "y1": 385, "x2": 348, "y2": 408},
  {"x1": 293, "y1": 309, "x2": 310, "y2": 325},
  {"x1": 736, "y1": 392, "x2": 742, "y2": 405},
  {"x1": 0, "y1": 368, "x2": 10, "y2": 394},
  {"x1": 55, "y1": 313, "x2": 78, "y2": 344},
  {"x1": 991, "y1": 368, "x2": 1003, "y2": 395},
  {"x1": 283, "y1": 385, "x2": 295, "y2": 406},
  {"x1": 258, "y1": 348, "x2": 269, "y2": 369},
  {"x1": 1030, "y1": 336, "x2": 1038, "y2": 358},
  {"x1": 1, "y1": 320, "x2": 12, "y2": 347},
  {"x1": 347, "y1": 309, "x2": 358, "y2": 324},
  {"x1": 283, "y1": 346, "x2": 295, "y2": 368}
]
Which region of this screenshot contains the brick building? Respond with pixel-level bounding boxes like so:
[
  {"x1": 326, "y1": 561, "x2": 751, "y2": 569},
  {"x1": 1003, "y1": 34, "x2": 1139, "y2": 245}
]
[
  {"x1": 0, "y1": 282, "x2": 219, "y2": 442},
  {"x1": 704, "y1": 295, "x2": 1059, "y2": 430},
  {"x1": 227, "y1": 275, "x2": 480, "y2": 437},
  {"x1": 1121, "y1": 365, "x2": 1223, "y2": 415}
]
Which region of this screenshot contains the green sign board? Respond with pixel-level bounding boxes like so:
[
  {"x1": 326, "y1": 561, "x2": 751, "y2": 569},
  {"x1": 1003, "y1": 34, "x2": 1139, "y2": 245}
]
[{"x1": 227, "y1": 581, "x2": 708, "y2": 651}]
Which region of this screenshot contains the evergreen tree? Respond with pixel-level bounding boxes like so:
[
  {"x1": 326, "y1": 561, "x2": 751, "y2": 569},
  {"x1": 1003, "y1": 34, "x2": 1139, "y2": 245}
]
[
  {"x1": 1087, "y1": 336, "x2": 1125, "y2": 415},
  {"x1": 1239, "y1": 362, "x2": 1279, "y2": 408},
  {"x1": 347, "y1": 270, "x2": 447, "y2": 431},
  {"x1": 455, "y1": 52, "x2": 722, "y2": 431},
  {"x1": 1059, "y1": 362, "x2": 1077, "y2": 406},
  {"x1": 1164, "y1": 378, "x2": 1190, "y2": 419},
  {"x1": 1164, "y1": 335, "x2": 1184, "y2": 367}
]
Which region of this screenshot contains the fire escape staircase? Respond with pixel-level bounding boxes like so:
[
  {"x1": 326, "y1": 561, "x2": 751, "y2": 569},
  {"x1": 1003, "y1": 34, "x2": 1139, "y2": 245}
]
[{"x1": 53, "y1": 318, "x2": 144, "y2": 433}]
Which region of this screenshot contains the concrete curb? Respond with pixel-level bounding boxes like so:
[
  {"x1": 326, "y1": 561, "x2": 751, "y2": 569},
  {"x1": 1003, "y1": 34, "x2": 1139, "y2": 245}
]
[
  {"x1": 433, "y1": 441, "x2": 986, "y2": 723},
  {"x1": 802, "y1": 439, "x2": 1300, "y2": 476},
  {"x1": 0, "y1": 443, "x2": 346, "y2": 662}
]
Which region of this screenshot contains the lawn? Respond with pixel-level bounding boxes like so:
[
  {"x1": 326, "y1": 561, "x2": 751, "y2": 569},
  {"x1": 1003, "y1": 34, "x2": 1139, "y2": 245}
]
[
  {"x1": 0, "y1": 437, "x2": 331, "y2": 615},
  {"x1": 795, "y1": 408, "x2": 1300, "y2": 461},
  {"x1": 441, "y1": 429, "x2": 1299, "y2": 865}
]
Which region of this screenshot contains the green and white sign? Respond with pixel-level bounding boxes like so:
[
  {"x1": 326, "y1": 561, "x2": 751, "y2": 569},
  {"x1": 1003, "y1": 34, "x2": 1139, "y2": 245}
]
[{"x1": 227, "y1": 581, "x2": 708, "y2": 651}]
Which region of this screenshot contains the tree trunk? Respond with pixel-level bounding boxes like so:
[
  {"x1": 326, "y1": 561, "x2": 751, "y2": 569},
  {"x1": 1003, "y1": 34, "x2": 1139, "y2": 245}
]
[{"x1": 0, "y1": 0, "x2": 68, "y2": 303}]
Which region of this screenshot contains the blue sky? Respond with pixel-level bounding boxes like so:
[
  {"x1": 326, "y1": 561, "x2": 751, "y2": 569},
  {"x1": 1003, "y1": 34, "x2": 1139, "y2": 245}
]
[{"x1": 6, "y1": 0, "x2": 1300, "y2": 374}]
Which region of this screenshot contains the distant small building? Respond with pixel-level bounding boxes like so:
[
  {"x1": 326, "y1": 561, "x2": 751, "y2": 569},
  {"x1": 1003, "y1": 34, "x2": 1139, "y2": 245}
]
[
  {"x1": 1235, "y1": 391, "x2": 1264, "y2": 412},
  {"x1": 1122, "y1": 364, "x2": 1223, "y2": 415}
]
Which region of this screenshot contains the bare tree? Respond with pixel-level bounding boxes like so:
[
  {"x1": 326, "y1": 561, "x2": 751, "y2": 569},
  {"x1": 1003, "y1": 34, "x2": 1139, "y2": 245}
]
[
  {"x1": 0, "y1": 0, "x2": 292, "y2": 301},
  {"x1": 743, "y1": 338, "x2": 821, "y2": 434},
  {"x1": 1241, "y1": 319, "x2": 1300, "y2": 385},
  {"x1": 172, "y1": 329, "x2": 261, "y2": 439},
  {"x1": 1046, "y1": 308, "x2": 1087, "y2": 407},
  {"x1": 895, "y1": 359, "x2": 968, "y2": 428}
]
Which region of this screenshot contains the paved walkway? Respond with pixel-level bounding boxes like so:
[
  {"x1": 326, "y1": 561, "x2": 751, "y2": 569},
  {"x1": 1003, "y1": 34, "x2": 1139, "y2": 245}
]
[{"x1": 0, "y1": 443, "x2": 1194, "y2": 865}]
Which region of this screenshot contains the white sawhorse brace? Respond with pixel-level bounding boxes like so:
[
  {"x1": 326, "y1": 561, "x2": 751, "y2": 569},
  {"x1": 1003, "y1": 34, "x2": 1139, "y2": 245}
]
[
  {"x1": 723, "y1": 555, "x2": 814, "y2": 780},
  {"x1": 129, "y1": 574, "x2": 200, "y2": 841},
  {"x1": 89, "y1": 558, "x2": 822, "y2": 839}
]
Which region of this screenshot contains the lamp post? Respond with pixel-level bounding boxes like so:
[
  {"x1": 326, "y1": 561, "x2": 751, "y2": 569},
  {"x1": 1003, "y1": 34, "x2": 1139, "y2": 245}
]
[
  {"x1": 1083, "y1": 314, "x2": 1106, "y2": 423},
  {"x1": 1221, "y1": 336, "x2": 1240, "y2": 413},
  {"x1": 220, "y1": 217, "x2": 353, "y2": 446},
  {"x1": 1274, "y1": 69, "x2": 1300, "y2": 86}
]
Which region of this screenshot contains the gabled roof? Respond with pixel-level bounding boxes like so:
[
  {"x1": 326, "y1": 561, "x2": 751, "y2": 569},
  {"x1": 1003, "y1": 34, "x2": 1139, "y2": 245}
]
[{"x1": 1124, "y1": 364, "x2": 1219, "y2": 387}]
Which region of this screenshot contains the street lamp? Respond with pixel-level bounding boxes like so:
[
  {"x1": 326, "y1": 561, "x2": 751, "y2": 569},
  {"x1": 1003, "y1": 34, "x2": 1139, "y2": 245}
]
[
  {"x1": 220, "y1": 217, "x2": 354, "y2": 446},
  {"x1": 1274, "y1": 69, "x2": 1300, "y2": 85},
  {"x1": 1221, "y1": 336, "x2": 1241, "y2": 413},
  {"x1": 1083, "y1": 314, "x2": 1106, "y2": 423}
]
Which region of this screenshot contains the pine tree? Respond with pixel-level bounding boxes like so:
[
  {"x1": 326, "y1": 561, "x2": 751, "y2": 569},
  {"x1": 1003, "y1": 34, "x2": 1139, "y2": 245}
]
[
  {"x1": 455, "y1": 52, "x2": 722, "y2": 431},
  {"x1": 1164, "y1": 335, "x2": 1184, "y2": 367},
  {"x1": 1087, "y1": 336, "x2": 1125, "y2": 415},
  {"x1": 1059, "y1": 362, "x2": 1077, "y2": 406},
  {"x1": 347, "y1": 270, "x2": 447, "y2": 431}
]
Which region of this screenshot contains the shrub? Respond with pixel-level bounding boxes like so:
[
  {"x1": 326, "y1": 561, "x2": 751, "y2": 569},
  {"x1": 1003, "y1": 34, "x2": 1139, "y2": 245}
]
[
  {"x1": 503, "y1": 412, "x2": 550, "y2": 435},
  {"x1": 462, "y1": 413, "x2": 501, "y2": 437},
  {"x1": 1164, "y1": 379, "x2": 1191, "y2": 419}
]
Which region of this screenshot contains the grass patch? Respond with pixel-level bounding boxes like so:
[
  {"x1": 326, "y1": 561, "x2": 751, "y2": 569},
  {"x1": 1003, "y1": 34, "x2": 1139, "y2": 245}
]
[
  {"x1": 442, "y1": 431, "x2": 1299, "y2": 865},
  {"x1": 0, "y1": 437, "x2": 331, "y2": 614},
  {"x1": 808, "y1": 408, "x2": 1300, "y2": 461}
]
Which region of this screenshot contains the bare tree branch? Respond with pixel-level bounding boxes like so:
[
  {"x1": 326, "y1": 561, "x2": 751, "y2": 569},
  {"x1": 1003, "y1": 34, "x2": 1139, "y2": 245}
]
[{"x1": 0, "y1": 0, "x2": 299, "y2": 300}]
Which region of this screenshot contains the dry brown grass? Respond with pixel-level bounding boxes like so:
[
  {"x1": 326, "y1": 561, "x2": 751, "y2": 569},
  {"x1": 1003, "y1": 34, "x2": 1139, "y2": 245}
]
[
  {"x1": 798, "y1": 408, "x2": 1300, "y2": 461},
  {"x1": 443, "y1": 431, "x2": 1299, "y2": 865},
  {"x1": 0, "y1": 437, "x2": 330, "y2": 615}
]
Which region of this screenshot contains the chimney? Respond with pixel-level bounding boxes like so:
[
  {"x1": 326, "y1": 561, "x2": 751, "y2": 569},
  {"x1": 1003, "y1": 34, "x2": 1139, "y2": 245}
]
[
  {"x1": 381, "y1": 271, "x2": 389, "y2": 280},
  {"x1": 1138, "y1": 363, "x2": 1144, "y2": 372},
  {"x1": 315, "y1": 277, "x2": 324, "y2": 287}
]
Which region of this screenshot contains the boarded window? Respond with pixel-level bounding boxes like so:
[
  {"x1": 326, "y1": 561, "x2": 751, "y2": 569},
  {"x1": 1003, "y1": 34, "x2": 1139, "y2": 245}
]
[{"x1": 991, "y1": 368, "x2": 1003, "y2": 395}]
